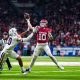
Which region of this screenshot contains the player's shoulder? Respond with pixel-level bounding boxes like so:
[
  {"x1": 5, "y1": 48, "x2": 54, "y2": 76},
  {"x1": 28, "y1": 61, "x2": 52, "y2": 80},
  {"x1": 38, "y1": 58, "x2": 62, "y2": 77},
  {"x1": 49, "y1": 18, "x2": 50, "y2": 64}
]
[
  {"x1": 9, "y1": 35, "x2": 21, "y2": 41},
  {"x1": 47, "y1": 28, "x2": 52, "y2": 32},
  {"x1": 9, "y1": 36, "x2": 17, "y2": 40},
  {"x1": 46, "y1": 27, "x2": 52, "y2": 32}
]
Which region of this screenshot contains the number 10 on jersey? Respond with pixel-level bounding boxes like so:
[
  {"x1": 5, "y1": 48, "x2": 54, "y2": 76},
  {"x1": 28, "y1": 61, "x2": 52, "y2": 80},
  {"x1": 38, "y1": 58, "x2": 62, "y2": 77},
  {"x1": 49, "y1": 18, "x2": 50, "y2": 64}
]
[{"x1": 38, "y1": 33, "x2": 47, "y2": 41}]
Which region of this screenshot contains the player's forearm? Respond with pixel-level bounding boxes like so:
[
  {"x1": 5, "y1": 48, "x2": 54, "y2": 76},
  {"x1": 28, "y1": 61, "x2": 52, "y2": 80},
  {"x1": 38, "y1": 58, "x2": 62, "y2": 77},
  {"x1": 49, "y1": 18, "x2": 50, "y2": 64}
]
[{"x1": 26, "y1": 19, "x2": 34, "y2": 30}]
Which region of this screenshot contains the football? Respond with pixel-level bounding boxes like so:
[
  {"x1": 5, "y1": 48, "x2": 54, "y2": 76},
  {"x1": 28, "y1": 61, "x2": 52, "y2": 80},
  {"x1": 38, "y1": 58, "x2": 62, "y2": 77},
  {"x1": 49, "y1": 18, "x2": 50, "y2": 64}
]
[{"x1": 24, "y1": 13, "x2": 30, "y2": 19}]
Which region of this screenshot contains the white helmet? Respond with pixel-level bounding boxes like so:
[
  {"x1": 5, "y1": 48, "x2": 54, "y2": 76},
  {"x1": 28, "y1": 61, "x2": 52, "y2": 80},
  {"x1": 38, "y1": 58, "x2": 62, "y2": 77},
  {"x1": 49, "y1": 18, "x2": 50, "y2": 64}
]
[
  {"x1": 40, "y1": 19, "x2": 48, "y2": 27},
  {"x1": 9, "y1": 28, "x2": 18, "y2": 36}
]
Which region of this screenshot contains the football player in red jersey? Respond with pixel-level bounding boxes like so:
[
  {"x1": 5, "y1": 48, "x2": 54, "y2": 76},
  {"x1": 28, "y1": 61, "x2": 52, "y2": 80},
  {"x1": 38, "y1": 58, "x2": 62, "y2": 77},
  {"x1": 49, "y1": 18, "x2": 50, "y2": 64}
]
[{"x1": 24, "y1": 13, "x2": 64, "y2": 74}]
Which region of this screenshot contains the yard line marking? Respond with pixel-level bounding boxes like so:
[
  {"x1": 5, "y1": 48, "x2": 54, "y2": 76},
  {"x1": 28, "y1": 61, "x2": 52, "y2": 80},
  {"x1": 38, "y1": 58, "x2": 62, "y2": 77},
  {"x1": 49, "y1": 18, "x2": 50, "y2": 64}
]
[
  {"x1": 11, "y1": 62, "x2": 80, "y2": 66},
  {"x1": 2, "y1": 70, "x2": 80, "y2": 73}
]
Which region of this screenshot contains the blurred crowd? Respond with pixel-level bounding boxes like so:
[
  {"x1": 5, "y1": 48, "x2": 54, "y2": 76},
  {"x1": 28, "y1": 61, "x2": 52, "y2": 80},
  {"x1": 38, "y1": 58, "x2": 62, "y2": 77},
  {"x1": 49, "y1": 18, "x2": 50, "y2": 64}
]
[{"x1": 0, "y1": 0, "x2": 80, "y2": 49}]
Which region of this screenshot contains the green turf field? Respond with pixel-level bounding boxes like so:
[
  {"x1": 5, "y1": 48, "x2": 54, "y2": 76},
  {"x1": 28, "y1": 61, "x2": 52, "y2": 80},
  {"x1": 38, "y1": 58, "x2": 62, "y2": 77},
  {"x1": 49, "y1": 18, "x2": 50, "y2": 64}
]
[{"x1": 0, "y1": 56, "x2": 80, "y2": 80}]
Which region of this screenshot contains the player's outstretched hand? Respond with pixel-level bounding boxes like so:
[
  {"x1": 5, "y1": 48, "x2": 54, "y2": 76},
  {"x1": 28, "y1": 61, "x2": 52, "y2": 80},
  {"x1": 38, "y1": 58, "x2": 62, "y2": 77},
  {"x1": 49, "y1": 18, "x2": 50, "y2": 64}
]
[{"x1": 24, "y1": 13, "x2": 30, "y2": 20}]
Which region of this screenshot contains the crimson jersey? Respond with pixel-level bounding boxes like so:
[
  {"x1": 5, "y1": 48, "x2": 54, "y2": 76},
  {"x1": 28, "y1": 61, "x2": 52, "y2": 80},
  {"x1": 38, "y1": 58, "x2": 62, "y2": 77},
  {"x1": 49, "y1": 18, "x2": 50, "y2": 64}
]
[{"x1": 36, "y1": 26, "x2": 52, "y2": 43}]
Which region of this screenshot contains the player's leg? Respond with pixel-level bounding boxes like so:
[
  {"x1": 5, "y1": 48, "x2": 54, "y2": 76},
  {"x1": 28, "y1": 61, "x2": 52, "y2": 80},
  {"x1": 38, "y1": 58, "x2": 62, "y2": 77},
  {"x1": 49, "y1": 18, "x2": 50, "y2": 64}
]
[
  {"x1": 0, "y1": 52, "x2": 8, "y2": 71},
  {"x1": 25, "y1": 45, "x2": 42, "y2": 74},
  {"x1": 0, "y1": 52, "x2": 2, "y2": 70},
  {"x1": 44, "y1": 45, "x2": 64, "y2": 70},
  {"x1": 0, "y1": 52, "x2": 5, "y2": 71},
  {"x1": 28, "y1": 45, "x2": 42, "y2": 70},
  {"x1": 9, "y1": 50, "x2": 25, "y2": 73},
  {"x1": 6, "y1": 57, "x2": 12, "y2": 70}
]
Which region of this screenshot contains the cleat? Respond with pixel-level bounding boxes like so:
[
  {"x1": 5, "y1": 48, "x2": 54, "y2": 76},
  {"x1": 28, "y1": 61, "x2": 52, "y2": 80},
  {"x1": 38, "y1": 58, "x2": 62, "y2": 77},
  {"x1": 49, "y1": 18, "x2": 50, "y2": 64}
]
[
  {"x1": 23, "y1": 68, "x2": 31, "y2": 75},
  {"x1": 22, "y1": 70, "x2": 25, "y2": 73},
  {"x1": 0, "y1": 67, "x2": 3, "y2": 71},
  {"x1": 8, "y1": 66, "x2": 12, "y2": 71},
  {"x1": 0, "y1": 64, "x2": 3, "y2": 71},
  {"x1": 21, "y1": 68, "x2": 26, "y2": 73},
  {"x1": 60, "y1": 66, "x2": 64, "y2": 70},
  {"x1": 58, "y1": 65, "x2": 64, "y2": 70}
]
